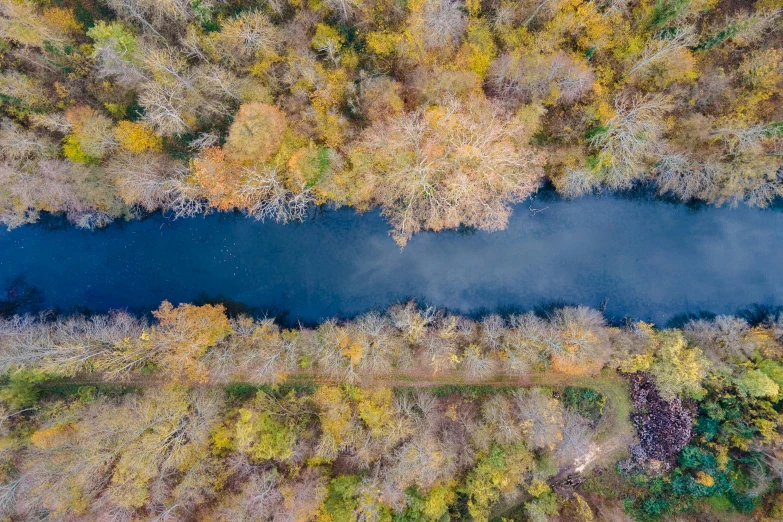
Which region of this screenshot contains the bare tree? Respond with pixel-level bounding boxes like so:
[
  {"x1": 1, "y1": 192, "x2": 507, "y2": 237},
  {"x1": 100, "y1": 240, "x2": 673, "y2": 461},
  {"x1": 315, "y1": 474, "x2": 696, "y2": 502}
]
[
  {"x1": 208, "y1": 469, "x2": 283, "y2": 521},
  {"x1": 0, "y1": 313, "x2": 128, "y2": 375},
  {"x1": 480, "y1": 314, "x2": 506, "y2": 351},
  {"x1": 684, "y1": 315, "x2": 755, "y2": 361},
  {"x1": 555, "y1": 411, "x2": 596, "y2": 469},
  {"x1": 421, "y1": 0, "x2": 467, "y2": 49},
  {"x1": 544, "y1": 306, "x2": 610, "y2": 374},
  {"x1": 504, "y1": 313, "x2": 549, "y2": 374},
  {"x1": 713, "y1": 124, "x2": 778, "y2": 154},
  {"x1": 91, "y1": 29, "x2": 148, "y2": 88},
  {"x1": 137, "y1": 45, "x2": 238, "y2": 136},
  {"x1": 104, "y1": 0, "x2": 194, "y2": 36},
  {"x1": 239, "y1": 166, "x2": 315, "y2": 224},
  {"x1": 462, "y1": 344, "x2": 497, "y2": 378},
  {"x1": 513, "y1": 388, "x2": 564, "y2": 450},
  {"x1": 0, "y1": 120, "x2": 58, "y2": 165},
  {"x1": 554, "y1": 166, "x2": 603, "y2": 199},
  {"x1": 217, "y1": 10, "x2": 281, "y2": 65},
  {"x1": 590, "y1": 94, "x2": 671, "y2": 184},
  {"x1": 106, "y1": 151, "x2": 179, "y2": 212},
  {"x1": 654, "y1": 153, "x2": 718, "y2": 201},
  {"x1": 138, "y1": 80, "x2": 194, "y2": 136},
  {"x1": 168, "y1": 178, "x2": 211, "y2": 219},
  {"x1": 189, "y1": 132, "x2": 221, "y2": 151},
  {"x1": 389, "y1": 301, "x2": 436, "y2": 342},
  {"x1": 520, "y1": 0, "x2": 562, "y2": 26},
  {"x1": 271, "y1": 468, "x2": 327, "y2": 522},
  {"x1": 324, "y1": 0, "x2": 364, "y2": 22},
  {"x1": 354, "y1": 312, "x2": 398, "y2": 374},
  {"x1": 481, "y1": 395, "x2": 526, "y2": 446},
  {"x1": 488, "y1": 51, "x2": 594, "y2": 105},
  {"x1": 628, "y1": 27, "x2": 696, "y2": 77}
]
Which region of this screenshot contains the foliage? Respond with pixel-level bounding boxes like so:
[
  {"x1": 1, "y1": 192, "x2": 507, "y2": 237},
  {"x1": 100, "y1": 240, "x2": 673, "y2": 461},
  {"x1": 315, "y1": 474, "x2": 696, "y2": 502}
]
[
  {"x1": 114, "y1": 121, "x2": 162, "y2": 153},
  {"x1": 460, "y1": 443, "x2": 533, "y2": 522},
  {"x1": 620, "y1": 324, "x2": 710, "y2": 400},
  {"x1": 0, "y1": 369, "x2": 50, "y2": 410},
  {"x1": 147, "y1": 301, "x2": 234, "y2": 382}
]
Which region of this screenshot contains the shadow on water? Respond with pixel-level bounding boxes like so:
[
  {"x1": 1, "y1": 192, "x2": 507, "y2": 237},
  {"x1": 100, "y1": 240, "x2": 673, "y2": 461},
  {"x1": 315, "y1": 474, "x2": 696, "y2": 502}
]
[
  {"x1": 766, "y1": 196, "x2": 783, "y2": 213},
  {"x1": 35, "y1": 213, "x2": 72, "y2": 232},
  {"x1": 36, "y1": 210, "x2": 172, "y2": 233},
  {"x1": 0, "y1": 276, "x2": 44, "y2": 317},
  {"x1": 735, "y1": 304, "x2": 783, "y2": 325},
  {"x1": 208, "y1": 204, "x2": 334, "y2": 227},
  {"x1": 530, "y1": 180, "x2": 719, "y2": 213},
  {"x1": 664, "y1": 304, "x2": 783, "y2": 329},
  {"x1": 193, "y1": 293, "x2": 293, "y2": 326},
  {"x1": 613, "y1": 182, "x2": 783, "y2": 214},
  {"x1": 35, "y1": 205, "x2": 333, "y2": 235},
  {"x1": 664, "y1": 311, "x2": 718, "y2": 329},
  {"x1": 2, "y1": 277, "x2": 782, "y2": 331},
  {"x1": 30, "y1": 180, "x2": 783, "y2": 235},
  {"x1": 423, "y1": 300, "x2": 590, "y2": 324},
  {"x1": 456, "y1": 224, "x2": 478, "y2": 237}
]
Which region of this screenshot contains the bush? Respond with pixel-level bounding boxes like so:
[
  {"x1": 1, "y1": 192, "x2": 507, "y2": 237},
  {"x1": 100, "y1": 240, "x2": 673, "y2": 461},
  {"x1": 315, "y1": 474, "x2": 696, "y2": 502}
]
[{"x1": 561, "y1": 387, "x2": 606, "y2": 424}]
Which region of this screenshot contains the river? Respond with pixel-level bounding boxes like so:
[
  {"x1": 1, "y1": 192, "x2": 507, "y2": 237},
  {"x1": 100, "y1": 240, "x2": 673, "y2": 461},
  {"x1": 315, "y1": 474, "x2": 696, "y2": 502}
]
[{"x1": 1, "y1": 189, "x2": 781, "y2": 326}]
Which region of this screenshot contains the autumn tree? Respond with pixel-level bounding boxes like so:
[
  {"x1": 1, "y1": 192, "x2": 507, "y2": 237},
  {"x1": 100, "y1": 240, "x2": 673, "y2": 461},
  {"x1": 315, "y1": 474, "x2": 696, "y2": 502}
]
[
  {"x1": 225, "y1": 102, "x2": 287, "y2": 164},
  {"x1": 63, "y1": 106, "x2": 117, "y2": 163},
  {"x1": 0, "y1": 0, "x2": 80, "y2": 49},
  {"x1": 619, "y1": 323, "x2": 711, "y2": 400},
  {"x1": 141, "y1": 301, "x2": 233, "y2": 382},
  {"x1": 461, "y1": 443, "x2": 534, "y2": 522},
  {"x1": 188, "y1": 146, "x2": 244, "y2": 211},
  {"x1": 547, "y1": 306, "x2": 610, "y2": 375},
  {"x1": 233, "y1": 390, "x2": 309, "y2": 463},
  {"x1": 513, "y1": 388, "x2": 564, "y2": 451},
  {"x1": 16, "y1": 387, "x2": 224, "y2": 519},
  {"x1": 87, "y1": 20, "x2": 146, "y2": 89},
  {"x1": 216, "y1": 10, "x2": 280, "y2": 66},
  {"x1": 350, "y1": 97, "x2": 546, "y2": 245}
]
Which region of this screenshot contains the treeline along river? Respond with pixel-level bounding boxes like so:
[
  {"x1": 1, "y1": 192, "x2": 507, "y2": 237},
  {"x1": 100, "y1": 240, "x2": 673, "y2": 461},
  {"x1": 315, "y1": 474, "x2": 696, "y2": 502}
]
[{"x1": 1, "y1": 189, "x2": 782, "y2": 326}]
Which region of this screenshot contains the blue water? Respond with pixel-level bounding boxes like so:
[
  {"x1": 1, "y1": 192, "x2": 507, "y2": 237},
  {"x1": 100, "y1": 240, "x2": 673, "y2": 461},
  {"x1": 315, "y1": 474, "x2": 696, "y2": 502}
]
[{"x1": 1, "y1": 192, "x2": 781, "y2": 325}]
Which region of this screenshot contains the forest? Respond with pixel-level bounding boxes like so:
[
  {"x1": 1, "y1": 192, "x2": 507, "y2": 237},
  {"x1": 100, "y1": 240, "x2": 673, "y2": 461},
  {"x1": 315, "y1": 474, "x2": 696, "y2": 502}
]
[
  {"x1": 0, "y1": 0, "x2": 780, "y2": 244},
  {"x1": 0, "y1": 301, "x2": 782, "y2": 520},
  {"x1": 1, "y1": 0, "x2": 783, "y2": 520}
]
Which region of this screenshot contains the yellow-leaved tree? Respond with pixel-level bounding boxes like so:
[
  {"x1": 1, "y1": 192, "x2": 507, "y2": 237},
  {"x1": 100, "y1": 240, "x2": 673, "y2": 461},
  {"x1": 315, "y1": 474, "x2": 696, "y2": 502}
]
[
  {"x1": 620, "y1": 323, "x2": 711, "y2": 400},
  {"x1": 147, "y1": 301, "x2": 233, "y2": 382}
]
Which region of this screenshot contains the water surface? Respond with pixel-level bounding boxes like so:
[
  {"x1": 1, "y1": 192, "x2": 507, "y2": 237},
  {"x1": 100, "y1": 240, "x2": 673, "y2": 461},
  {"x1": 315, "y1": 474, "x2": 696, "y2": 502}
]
[{"x1": 1, "y1": 192, "x2": 781, "y2": 325}]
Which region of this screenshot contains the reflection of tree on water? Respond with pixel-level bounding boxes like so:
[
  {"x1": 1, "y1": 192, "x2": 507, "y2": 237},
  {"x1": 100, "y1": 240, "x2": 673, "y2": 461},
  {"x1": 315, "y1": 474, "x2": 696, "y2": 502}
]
[{"x1": 0, "y1": 276, "x2": 43, "y2": 317}]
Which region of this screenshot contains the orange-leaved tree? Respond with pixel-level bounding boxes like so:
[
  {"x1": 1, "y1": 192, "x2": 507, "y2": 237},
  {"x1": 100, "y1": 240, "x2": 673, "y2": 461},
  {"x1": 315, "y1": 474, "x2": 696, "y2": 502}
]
[{"x1": 225, "y1": 102, "x2": 287, "y2": 163}]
